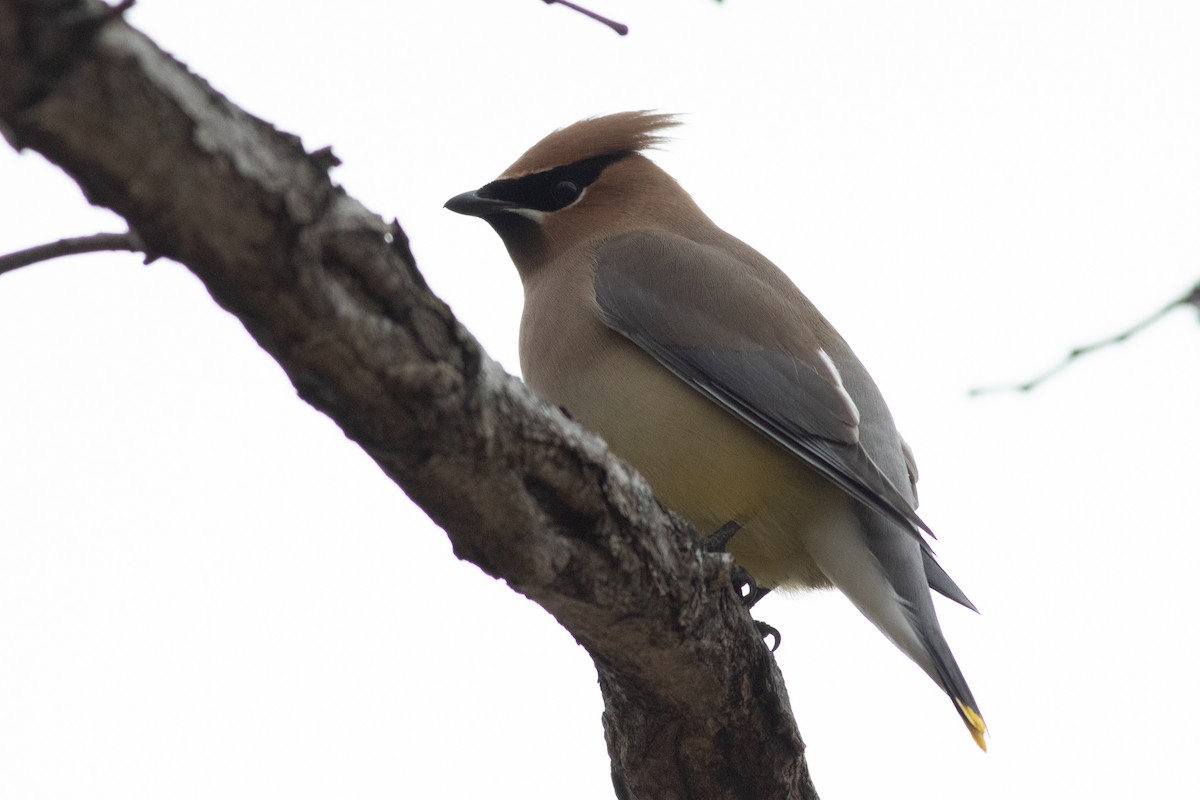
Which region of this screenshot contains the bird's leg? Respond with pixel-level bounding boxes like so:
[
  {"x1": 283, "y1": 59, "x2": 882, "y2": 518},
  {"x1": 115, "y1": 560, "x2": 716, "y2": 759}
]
[
  {"x1": 702, "y1": 519, "x2": 743, "y2": 552},
  {"x1": 703, "y1": 521, "x2": 773, "y2": 605},
  {"x1": 703, "y1": 521, "x2": 756, "y2": 603},
  {"x1": 703, "y1": 520, "x2": 781, "y2": 650}
]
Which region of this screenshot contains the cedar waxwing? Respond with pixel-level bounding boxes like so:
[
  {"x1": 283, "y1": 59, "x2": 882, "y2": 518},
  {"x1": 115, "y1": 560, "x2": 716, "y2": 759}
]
[{"x1": 445, "y1": 111, "x2": 987, "y2": 750}]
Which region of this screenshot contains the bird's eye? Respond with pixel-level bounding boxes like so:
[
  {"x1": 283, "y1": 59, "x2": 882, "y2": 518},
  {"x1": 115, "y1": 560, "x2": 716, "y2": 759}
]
[{"x1": 551, "y1": 180, "x2": 581, "y2": 206}]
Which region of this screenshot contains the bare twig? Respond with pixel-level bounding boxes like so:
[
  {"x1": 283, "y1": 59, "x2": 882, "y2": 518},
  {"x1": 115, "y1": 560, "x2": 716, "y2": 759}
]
[
  {"x1": 0, "y1": 231, "x2": 146, "y2": 277},
  {"x1": 542, "y1": 0, "x2": 628, "y2": 36},
  {"x1": 969, "y1": 280, "x2": 1200, "y2": 395}
]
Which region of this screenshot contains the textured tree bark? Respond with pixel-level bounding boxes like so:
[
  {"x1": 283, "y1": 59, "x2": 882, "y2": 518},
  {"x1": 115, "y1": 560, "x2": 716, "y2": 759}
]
[{"x1": 0, "y1": 2, "x2": 817, "y2": 797}]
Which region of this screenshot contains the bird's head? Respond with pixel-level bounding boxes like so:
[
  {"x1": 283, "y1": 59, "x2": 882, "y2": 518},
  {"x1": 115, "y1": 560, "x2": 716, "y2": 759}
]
[{"x1": 445, "y1": 111, "x2": 689, "y2": 275}]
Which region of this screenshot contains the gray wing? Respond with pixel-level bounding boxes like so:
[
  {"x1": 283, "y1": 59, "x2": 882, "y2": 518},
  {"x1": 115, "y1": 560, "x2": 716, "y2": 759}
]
[
  {"x1": 592, "y1": 230, "x2": 933, "y2": 540},
  {"x1": 923, "y1": 551, "x2": 979, "y2": 612},
  {"x1": 903, "y1": 436, "x2": 979, "y2": 611}
]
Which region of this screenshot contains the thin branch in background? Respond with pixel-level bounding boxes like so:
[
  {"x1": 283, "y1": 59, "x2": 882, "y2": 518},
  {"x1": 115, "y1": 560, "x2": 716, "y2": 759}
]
[
  {"x1": 0, "y1": 232, "x2": 147, "y2": 277},
  {"x1": 542, "y1": 0, "x2": 628, "y2": 36},
  {"x1": 969, "y1": 280, "x2": 1200, "y2": 396}
]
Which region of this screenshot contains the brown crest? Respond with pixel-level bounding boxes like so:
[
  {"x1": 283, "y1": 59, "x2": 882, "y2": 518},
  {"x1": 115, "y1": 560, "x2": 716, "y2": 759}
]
[{"x1": 500, "y1": 111, "x2": 680, "y2": 178}]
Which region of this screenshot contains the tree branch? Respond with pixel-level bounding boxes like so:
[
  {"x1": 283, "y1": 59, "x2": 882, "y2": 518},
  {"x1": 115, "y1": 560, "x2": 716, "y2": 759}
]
[
  {"x1": 541, "y1": 0, "x2": 628, "y2": 36},
  {"x1": 969, "y1": 280, "x2": 1200, "y2": 395},
  {"x1": 0, "y1": 1, "x2": 815, "y2": 797},
  {"x1": 0, "y1": 231, "x2": 146, "y2": 276}
]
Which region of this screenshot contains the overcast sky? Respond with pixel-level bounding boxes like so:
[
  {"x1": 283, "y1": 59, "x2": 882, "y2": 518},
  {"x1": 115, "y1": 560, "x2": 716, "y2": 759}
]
[{"x1": 2, "y1": 1, "x2": 1198, "y2": 797}]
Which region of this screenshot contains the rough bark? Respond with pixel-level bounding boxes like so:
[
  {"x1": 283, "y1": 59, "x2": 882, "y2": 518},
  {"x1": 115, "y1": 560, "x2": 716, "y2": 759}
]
[{"x1": 0, "y1": 2, "x2": 817, "y2": 797}]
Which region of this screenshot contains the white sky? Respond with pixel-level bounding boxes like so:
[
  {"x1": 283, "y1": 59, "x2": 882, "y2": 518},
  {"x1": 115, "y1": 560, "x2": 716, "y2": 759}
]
[{"x1": 2, "y1": 1, "x2": 1198, "y2": 797}]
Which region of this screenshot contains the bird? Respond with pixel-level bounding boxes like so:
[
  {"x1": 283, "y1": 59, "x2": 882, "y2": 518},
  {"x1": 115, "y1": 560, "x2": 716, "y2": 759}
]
[{"x1": 445, "y1": 111, "x2": 987, "y2": 750}]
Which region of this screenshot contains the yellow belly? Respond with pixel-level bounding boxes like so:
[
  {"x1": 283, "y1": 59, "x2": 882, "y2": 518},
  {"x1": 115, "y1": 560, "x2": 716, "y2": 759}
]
[{"x1": 536, "y1": 336, "x2": 840, "y2": 590}]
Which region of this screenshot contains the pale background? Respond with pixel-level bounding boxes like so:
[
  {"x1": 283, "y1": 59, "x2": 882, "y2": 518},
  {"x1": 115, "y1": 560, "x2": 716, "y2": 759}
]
[{"x1": 2, "y1": 1, "x2": 1198, "y2": 797}]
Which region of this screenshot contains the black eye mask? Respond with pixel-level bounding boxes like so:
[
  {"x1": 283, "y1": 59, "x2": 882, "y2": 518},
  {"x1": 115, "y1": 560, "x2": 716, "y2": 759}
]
[{"x1": 478, "y1": 153, "x2": 627, "y2": 212}]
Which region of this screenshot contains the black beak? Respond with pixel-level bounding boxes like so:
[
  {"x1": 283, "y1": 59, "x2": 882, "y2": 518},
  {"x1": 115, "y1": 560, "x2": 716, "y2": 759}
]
[{"x1": 444, "y1": 190, "x2": 518, "y2": 217}]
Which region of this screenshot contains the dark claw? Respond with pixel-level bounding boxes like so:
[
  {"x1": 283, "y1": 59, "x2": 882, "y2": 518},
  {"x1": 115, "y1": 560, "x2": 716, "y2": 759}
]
[
  {"x1": 729, "y1": 564, "x2": 773, "y2": 609},
  {"x1": 744, "y1": 585, "x2": 772, "y2": 610},
  {"x1": 756, "y1": 621, "x2": 781, "y2": 652},
  {"x1": 730, "y1": 564, "x2": 755, "y2": 604}
]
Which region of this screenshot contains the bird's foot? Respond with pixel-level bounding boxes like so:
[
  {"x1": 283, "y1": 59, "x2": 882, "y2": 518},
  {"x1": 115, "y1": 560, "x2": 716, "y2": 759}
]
[
  {"x1": 756, "y1": 621, "x2": 781, "y2": 652},
  {"x1": 705, "y1": 521, "x2": 780, "y2": 650},
  {"x1": 729, "y1": 564, "x2": 772, "y2": 609},
  {"x1": 734, "y1": 566, "x2": 779, "y2": 648},
  {"x1": 705, "y1": 521, "x2": 774, "y2": 608}
]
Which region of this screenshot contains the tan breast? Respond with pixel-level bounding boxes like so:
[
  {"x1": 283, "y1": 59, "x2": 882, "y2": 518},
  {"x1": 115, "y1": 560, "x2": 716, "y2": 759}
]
[{"x1": 518, "y1": 257, "x2": 842, "y2": 589}]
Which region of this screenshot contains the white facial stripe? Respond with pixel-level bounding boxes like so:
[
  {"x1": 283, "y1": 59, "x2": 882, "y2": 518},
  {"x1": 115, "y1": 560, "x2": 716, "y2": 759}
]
[
  {"x1": 570, "y1": 186, "x2": 589, "y2": 208},
  {"x1": 505, "y1": 185, "x2": 588, "y2": 222},
  {"x1": 509, "y1": 208, "x2": 547, "y2": 223}
]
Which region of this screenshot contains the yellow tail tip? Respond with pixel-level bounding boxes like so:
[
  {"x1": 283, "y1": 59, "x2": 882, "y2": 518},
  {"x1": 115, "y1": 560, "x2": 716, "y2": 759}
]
[{"x1": 955, "y1": 699, "x2": 988, "y2": 752}]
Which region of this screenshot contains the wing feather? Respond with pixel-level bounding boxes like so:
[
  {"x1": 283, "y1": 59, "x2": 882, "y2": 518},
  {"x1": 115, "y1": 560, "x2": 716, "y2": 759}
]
[{"x1": 592, "y1": 230, "x2": 934, "y2": 539}]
